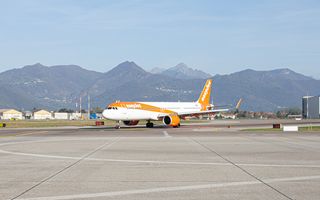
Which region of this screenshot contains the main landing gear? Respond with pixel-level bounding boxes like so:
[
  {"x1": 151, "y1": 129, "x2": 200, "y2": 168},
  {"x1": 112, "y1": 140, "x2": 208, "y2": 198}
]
[
  {"x1": 173, "y1": 123, "x2": 181, "y2": 128},
  {"x1": 146, "y1": 121, "x2": 154, "y2": 128}
]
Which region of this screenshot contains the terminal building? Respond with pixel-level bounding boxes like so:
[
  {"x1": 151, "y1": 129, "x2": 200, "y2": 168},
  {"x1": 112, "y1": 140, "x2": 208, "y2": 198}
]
[{"x1": 302, "y1": 96, "x2": 320, "y2": 119}]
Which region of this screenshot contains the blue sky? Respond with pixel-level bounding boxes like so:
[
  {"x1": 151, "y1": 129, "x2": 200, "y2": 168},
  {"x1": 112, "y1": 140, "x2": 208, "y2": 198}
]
[{"x1": 0, "y1": 0, "x2": 319, "y2": 77}]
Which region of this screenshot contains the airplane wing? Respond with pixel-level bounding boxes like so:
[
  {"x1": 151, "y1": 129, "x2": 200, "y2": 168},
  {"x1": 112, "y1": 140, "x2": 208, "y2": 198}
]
[
  {"x1": 158, "y1": 108, "x2": 229, "y2": 118},
  {"x1": 157, "y1": 99, "x2": 242, "y2": 118},
  {"x1": 177, "y1": 108, "x2": 229, "y2": 117}
]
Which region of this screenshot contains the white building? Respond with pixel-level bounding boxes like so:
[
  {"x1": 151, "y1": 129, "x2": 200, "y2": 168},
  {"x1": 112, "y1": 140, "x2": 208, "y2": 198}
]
[
  {"x1": 302, "y1": 96, "x2": 320, "y2": 119},
  {"x1": 54, "y1": 112, "x2": 70, "y2": 120},
  {"x1": 70, "y1": 113, "x2": 81, "y2": 120},
  {"x1": 0, "y1": 109, "x2": 23, "y2": 120},
  {"x1": 221, "y1": 113, "x2": 237, "y2": 119},
  {"x1": 33, "y1": 109, "x2": 52, "y2": 120}
]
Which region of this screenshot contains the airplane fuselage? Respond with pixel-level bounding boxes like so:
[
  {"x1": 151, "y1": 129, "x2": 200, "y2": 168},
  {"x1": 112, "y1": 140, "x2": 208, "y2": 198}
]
[{"x1": 102, "y1": 102, "x2": 202, "y2": 121}]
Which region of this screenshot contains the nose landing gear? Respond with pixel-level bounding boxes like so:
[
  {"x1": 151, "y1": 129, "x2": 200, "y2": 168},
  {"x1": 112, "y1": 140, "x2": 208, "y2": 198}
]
[{"x1": 115, "y1": 121, "x2": 121, "y2": 129}]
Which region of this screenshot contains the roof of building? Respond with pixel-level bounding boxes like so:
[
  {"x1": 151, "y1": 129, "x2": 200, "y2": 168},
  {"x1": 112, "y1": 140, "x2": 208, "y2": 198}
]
[
  {"x1": 303, "y1": 96, "x2": 319, "y2": 98},
  {"x1": 0, "y1": 109, "x2": 22, "y2": 114},
  {"x1": 33, "y1": 109, "x2": 51, "y2": 115}
]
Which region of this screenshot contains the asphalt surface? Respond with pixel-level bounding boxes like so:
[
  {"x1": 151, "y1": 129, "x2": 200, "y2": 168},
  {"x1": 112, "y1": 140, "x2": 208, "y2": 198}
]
[{"x1": 0, "y1": 123, "x2": 320, "y2": 200}]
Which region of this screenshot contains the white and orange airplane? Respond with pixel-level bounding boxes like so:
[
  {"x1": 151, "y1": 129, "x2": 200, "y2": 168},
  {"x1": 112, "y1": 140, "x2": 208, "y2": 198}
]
[{"x1": 102, "y1": 79, "x2": 238, "y2": 128}]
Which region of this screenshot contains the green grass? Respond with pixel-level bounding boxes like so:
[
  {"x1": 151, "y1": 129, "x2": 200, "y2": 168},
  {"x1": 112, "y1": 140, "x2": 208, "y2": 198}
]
[
  {"x1": 242, "y1": 126, "x2": 320, "y2": 132},
  {"x1": 0, "y1": 118, "x2": 208, "y2": 128},
  {"x1": 241, "y1": 128, "x2": 282, "y2": 132},
  {"x1": 299, "y1": 126, "x2": 320, "y2": 131},
  {"x1": 0, "y1": 120, "x2": 113, "y2": 128},
  {"x1": 178, "y1": 120, "x2": 210, "y2": 124}
]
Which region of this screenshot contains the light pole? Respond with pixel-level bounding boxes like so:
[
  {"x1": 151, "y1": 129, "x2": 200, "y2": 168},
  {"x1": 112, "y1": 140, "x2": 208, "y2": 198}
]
[{"x1": 88, "y1": 94, "x2": 90, "y2": 120}]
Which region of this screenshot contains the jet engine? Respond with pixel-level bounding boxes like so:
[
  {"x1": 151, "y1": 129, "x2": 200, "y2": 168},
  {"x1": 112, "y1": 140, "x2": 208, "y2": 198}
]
[
  {"x1": 163, "y1": 115, "x2": 180, "y2": 127},
  {"x1": 123, "y1": 120, "x2": 139, "y2": 126}
]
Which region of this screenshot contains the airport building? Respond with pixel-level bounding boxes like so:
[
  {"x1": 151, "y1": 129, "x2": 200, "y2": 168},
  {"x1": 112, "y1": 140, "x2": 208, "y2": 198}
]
[
  {"x1": 0, "y1": 109, "x2": 23, "y2": 120},
  {"x1": 69, "y1": 113, "x2": 82, "y2": 120},
  {"x1": 33, "y1": 109, "x2": 53, "y2": 120},
  {"x1": 302, "y1": 96, "x2": 320, "y2": 119},
  {"x1": 54, "y1": 112, "x2": 70, "y2": 120}
]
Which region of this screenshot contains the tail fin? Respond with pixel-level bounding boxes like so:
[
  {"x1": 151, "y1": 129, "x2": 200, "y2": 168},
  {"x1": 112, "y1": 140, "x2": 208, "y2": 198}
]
[
  {"x1": 236, "y1": 98, "x2": 243, "y2": 110},
  {"x1": 234, "y1": 98, "x2": 243, "y2": 114},
  {"x1": 197, "y1": 79, "x2": 212, "y2": 110}
]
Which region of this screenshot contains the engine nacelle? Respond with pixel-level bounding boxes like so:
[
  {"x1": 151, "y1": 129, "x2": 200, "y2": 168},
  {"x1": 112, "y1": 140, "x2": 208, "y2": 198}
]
[
  {"x1": 123, "y1": 120, "x2": 139, "y2": 126},
  {"x1": 163, "y1": 115, "x2": 180, "y2": 127}
]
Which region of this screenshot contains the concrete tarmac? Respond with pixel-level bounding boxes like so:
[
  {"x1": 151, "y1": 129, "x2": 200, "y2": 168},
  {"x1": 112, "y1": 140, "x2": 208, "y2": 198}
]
[{"x1": 0, "y1": 125, "x2": 320, "y2": 200}]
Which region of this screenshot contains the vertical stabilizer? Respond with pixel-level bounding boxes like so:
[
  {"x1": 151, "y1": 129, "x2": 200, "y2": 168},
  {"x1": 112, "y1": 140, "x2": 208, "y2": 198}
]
[{"x1": 197, "y1": 79, "x2": 212, "y2": 110}]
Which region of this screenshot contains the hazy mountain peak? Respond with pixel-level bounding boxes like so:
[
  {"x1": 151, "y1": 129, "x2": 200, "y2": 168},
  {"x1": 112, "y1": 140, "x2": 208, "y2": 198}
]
[
  {"x1": 174, "y1": 62, "x2": 189, "y2": 69},
  {"x1": 50, "y1": 64, "x2": 84, "y2": 71},
  {"x1": 161, "y1": 63, "x2": 212, "y2": 79},
  {"x1": 150, "y1": 67, "x2": 165, "y2": 74},
  {"x1": 230, "y1": 67, "x2": 314, "y2": 81},
  {"x1": 33, "y1": 62, "x2": 46, "y2": 67},
  {"x1": 272, "y1": 68, "x2": 294, "y2": 74},
  {"x1": 108, "y1": 61, "x2": 146, "y2": 74},
  {"x1": 23, "y1": 63, "x2": 47, "y2": 69},
  {"x1": 242, "y1": 68, "x2": 255, "y2": 72}
]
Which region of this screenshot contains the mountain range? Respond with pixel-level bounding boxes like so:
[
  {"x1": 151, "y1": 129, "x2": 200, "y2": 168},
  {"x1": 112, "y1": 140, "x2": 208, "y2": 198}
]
[
  {"x1": 150, "y1": 63, "x2": 212, "y2": 80},
  {"x1": 0, "y1": 61, "x2": 319, "y2": 111}
]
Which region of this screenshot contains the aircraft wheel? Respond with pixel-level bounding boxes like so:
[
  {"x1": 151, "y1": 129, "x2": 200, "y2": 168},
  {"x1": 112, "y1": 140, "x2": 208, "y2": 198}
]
[
  {"x1": 146, "y1": 122, "x2": 154, "y2": 128},
  {"x1": 115, "y1": 121, "x2": 121, "y2": 129},
  {"x1": 173, "y1": 124, "x2": 180, "y2": 128}
]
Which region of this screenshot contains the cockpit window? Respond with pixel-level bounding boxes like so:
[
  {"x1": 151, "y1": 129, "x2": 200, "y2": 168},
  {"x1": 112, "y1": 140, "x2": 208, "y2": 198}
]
[{"x1": 107, "y1": 107, "x2": 118, "y2": 110}]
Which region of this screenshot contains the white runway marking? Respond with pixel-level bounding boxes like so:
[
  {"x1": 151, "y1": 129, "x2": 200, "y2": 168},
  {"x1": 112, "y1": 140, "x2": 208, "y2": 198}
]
[
  {"x1": 192, "y1": 128, "x2": 222, "y2": 132},
  {"x1": 163, "y1": 131, "x2": 171, "y2": 137},
  {"x1": 1, "y1": 147, "x2": 320, "y2": 169},
  {"x1": 0, "y1": 139, "x2": 320, "y2": 168},
  {"x1": 16, "y1": 175, "x2": 320, "y2": 200}
]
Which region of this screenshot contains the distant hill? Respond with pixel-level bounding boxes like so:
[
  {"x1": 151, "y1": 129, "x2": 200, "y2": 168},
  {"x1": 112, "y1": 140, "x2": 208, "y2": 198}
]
[
  {"x1": 89, "y1": 61, "x2": 202, "y2": 106},
  {"x1": 0, "y1": 62, "x2": 319, "y2": 111},
  {"x1": 211, "y1": 68, "x2": 320, "y2": 111},
  {"x1": 88, "y1": 61, "x2": 150, "y2": 97},
  {"x1": 151, "y1": 63, "x2": 212, "y2": 80},
  {"x1": 0, "y1": 63, "x2": 102, "y2": 110},
  {"x1": 86, "y1": 63, "x2": 320, "y2": 111}
]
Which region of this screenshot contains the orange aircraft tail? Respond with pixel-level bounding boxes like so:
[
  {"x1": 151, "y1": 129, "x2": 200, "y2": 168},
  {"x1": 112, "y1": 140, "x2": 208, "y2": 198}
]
[{"x1": 197, "y1": 79, "x2": 212, "y2": 110}]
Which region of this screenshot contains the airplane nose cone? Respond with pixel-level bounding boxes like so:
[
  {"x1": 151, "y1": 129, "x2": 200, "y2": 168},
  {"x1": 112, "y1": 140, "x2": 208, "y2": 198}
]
[{"x1": 102, "y1": 109, "x2": 109, "y2": 119}]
